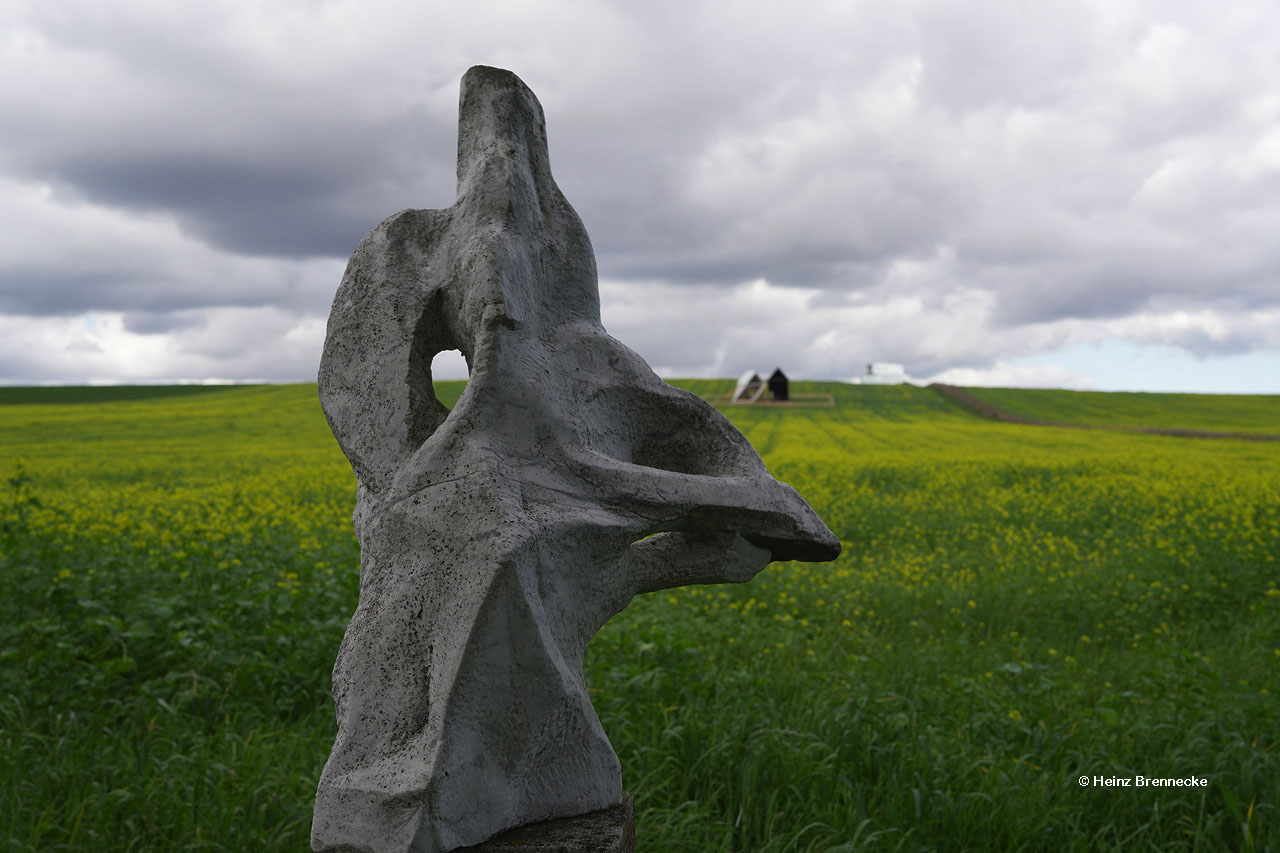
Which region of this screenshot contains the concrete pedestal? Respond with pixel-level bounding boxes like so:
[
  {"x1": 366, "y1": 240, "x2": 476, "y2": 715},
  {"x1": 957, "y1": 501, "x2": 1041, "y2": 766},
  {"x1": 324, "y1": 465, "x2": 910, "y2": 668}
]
[{"x1": 459, "y1": 793, "x2": 635, "y2": 852}]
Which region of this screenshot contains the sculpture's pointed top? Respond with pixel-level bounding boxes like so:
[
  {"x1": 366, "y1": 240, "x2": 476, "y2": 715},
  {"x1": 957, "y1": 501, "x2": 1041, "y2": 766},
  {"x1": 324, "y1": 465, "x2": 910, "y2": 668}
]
[
  {"x1": 456, "y1": 66, "x2": 553, "y2": 200},
  {"x1": 449, "y1": 66, "x2": 599, "y2": 330}
]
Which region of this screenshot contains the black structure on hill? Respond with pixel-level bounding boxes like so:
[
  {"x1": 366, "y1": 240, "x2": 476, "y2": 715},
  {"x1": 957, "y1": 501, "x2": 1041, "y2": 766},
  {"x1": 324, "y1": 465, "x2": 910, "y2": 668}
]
[{"x1": 768, "y1": 368, "x2": 789, "y2": 402}]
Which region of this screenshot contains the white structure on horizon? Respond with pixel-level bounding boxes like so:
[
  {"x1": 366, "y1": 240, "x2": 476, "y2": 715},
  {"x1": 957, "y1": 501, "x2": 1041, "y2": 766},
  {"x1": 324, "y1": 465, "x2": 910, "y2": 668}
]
[
  {"x1": 861, "y1": 362, "x2": 906, "y2": 385},
  {"x1": 732, "y1": 370, "x2": 768, "y2": 401}
]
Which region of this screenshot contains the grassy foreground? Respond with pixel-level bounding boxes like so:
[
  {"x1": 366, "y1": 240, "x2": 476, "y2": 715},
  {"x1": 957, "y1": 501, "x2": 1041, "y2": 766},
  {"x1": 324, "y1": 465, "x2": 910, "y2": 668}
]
[{"x1": 1, "y1": 381, "x2": 1277, "y2": 851}]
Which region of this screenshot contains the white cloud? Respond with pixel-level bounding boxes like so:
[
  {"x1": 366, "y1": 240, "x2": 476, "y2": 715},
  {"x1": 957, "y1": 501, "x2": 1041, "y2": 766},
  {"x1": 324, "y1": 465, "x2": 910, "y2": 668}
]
[
  {"x1": 927, "y1": 363, "x2": 1097, "y2": 390},
  {"x1": 603, "y1": 277, "x2": 1022, "y2": 380},
  {"x1": 0, "y1": 307, "x2": 327, "y2": 384},
  {"x1": 1098, "y1": 307, "x2": 1280, "y2": 355}
]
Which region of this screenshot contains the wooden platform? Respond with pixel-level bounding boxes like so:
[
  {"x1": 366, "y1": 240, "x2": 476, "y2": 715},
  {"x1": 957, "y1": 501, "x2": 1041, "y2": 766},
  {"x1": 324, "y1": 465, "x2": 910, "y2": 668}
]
[{"x1": 712, "y1": 392, "x2": 835, "y2": 408}]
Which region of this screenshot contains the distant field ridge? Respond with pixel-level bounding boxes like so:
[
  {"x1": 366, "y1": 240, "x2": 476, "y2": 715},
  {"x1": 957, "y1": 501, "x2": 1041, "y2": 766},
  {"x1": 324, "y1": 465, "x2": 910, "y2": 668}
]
[{"x1": 931, "y1": 382, "x2": 1280, "y2": 441}]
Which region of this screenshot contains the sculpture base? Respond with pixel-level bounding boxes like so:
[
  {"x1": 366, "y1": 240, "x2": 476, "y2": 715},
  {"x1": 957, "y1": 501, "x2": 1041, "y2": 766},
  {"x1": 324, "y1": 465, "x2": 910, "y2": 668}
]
[{"x1": 458, "y1": 793, "x2": 635, "y2": 852}]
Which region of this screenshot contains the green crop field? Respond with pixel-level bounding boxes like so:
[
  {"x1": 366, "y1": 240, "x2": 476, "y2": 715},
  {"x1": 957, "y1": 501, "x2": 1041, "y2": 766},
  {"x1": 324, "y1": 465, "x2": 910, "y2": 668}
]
[
  {"x1": 2, "y1": 382, "x2": 1278, "y2": 851},
  {"x1": 954, "y1": 385, "x2": 1280, "y2": 435}
]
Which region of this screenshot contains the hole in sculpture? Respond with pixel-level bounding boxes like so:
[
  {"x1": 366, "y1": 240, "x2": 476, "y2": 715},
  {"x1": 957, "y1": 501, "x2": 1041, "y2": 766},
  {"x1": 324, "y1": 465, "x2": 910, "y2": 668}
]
[{"x1": 430, "y1": 349, "x2": 470, "y2": 411}]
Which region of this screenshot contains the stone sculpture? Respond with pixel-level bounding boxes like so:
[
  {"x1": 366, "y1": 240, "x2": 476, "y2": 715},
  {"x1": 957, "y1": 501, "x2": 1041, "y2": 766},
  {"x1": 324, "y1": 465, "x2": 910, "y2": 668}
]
[{"x1": 313, "y1": 65, "x2": 841, "y2": 853}]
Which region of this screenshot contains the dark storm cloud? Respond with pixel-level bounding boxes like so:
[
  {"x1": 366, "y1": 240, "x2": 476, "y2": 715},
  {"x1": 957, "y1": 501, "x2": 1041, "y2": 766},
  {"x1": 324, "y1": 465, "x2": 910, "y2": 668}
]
[
  {"x1": 0, "y1": 268, "x2": 141, "y2": 316},
  {"x1": 0, "y1": 249, "x2": 340, "y2": 317},
  {"x1": 121, "y1": 310, "x2": 208, "y2": 335},
  {"x1": 50, "y1": 151, "x2": 392, "y2": 258},
  {"x1": 991, "y1": 269, "x2": 1156, "y2": 326},
  {"x1": 10, "y1": 111, "x2": 457, "y2": 260}
]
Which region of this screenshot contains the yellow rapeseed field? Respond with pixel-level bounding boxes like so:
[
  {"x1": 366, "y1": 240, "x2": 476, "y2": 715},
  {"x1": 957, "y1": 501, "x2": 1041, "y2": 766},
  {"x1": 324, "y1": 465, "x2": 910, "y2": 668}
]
[{"x1": 2, "y1": 380, "x2": 1277, "y2": 850}]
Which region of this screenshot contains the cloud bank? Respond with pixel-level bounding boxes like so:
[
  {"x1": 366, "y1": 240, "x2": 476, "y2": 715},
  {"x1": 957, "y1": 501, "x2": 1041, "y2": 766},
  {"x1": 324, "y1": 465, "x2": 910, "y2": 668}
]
[{"x1": 2, "y1": 0, "x2": 1277, "y2": 390}]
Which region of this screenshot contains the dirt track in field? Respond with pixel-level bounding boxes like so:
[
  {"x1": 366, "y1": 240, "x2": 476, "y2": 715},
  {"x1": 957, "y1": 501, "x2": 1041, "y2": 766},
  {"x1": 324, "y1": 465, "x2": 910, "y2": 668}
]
[{"x1": 930, "y1": 383, "x2": 1280, "y2": 442}]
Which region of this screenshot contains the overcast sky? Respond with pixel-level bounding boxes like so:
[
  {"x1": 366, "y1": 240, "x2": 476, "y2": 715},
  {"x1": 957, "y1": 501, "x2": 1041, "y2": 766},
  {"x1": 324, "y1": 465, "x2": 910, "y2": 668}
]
[{"x1": 3, "y1": 0, "x2": 1278, "y2": 392}]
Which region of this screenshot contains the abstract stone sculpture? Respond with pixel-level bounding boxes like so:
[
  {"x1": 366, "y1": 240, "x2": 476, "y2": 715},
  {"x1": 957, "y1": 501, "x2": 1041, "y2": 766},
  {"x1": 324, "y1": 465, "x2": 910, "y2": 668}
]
[{"x1": 313, "y1": 66, "x2": 841, "y2": 853}]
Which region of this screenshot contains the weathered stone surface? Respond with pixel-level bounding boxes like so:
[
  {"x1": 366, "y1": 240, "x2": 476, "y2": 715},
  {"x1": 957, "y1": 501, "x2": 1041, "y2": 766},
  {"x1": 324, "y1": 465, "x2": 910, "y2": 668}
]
[
  {"x1": 457, "y1": 793, "x2": 634, "y2": 852},
  {"x1": 312, "y1": 65, "x2": 840, "y2": 853}
]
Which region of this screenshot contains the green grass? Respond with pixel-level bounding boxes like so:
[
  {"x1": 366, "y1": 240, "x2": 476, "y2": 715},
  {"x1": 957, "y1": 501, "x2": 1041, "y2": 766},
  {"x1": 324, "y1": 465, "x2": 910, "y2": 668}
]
[
  {"x1": 0, "y1": 384, "x2": 256, "y2": 406},
  {"x1": 2, "y1": 382, "x2": 1277, "y2": 850},
  {"x1": 954, "y1": 386, "x2": 1280, "y2": 435}
]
